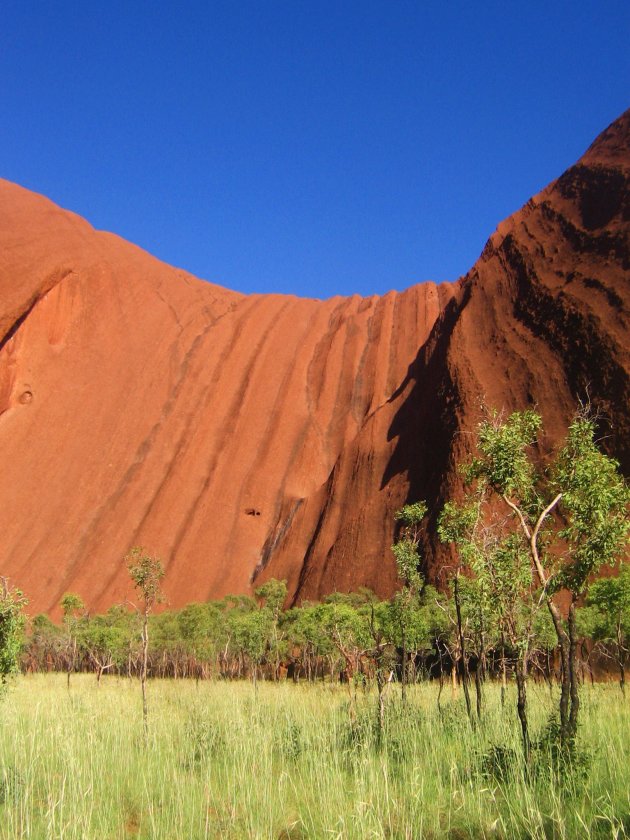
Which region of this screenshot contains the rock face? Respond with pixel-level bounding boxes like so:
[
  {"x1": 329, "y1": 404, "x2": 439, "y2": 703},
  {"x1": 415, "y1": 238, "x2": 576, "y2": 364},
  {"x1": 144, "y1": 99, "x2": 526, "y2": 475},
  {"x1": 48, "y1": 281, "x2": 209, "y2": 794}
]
[{"x1": 1, "y1": 110, "x2": 628, "y2": 614}]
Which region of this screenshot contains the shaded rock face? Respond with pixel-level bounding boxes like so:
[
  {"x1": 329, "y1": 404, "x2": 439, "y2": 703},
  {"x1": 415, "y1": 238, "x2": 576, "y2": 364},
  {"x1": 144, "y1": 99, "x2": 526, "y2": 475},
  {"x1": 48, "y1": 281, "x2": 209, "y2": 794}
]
[{"x1": 1, "y1": 110, "x2": 628, "y2": 614}]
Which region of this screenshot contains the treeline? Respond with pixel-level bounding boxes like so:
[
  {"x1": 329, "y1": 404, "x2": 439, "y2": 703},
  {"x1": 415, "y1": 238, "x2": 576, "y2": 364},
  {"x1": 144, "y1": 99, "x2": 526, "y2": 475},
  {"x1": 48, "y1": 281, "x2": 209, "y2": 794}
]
[{"x1": 20, "y1": 568, "x2": 628, "y2": 697}]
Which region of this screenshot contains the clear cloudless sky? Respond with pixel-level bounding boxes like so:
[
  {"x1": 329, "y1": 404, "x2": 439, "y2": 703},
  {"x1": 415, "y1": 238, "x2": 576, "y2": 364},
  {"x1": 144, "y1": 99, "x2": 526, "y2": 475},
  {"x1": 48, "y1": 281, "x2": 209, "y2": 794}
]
[{"x1": 2, "y1": 1, "x2": 629, "y2": 298}]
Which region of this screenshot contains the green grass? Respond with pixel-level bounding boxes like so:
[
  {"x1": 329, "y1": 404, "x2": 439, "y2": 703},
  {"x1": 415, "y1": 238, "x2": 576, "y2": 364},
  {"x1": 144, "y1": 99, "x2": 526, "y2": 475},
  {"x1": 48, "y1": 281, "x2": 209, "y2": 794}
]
[{"x1": 0, "y1": 674, "x2": 628, "y2": 838}]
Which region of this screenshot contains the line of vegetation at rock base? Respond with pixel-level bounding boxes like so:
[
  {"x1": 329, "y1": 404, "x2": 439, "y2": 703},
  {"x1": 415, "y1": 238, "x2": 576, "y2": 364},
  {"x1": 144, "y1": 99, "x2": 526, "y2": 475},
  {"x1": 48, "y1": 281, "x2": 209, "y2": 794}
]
[{"x1": 0, "y1": 407, "x2": 628, "y2": 837}]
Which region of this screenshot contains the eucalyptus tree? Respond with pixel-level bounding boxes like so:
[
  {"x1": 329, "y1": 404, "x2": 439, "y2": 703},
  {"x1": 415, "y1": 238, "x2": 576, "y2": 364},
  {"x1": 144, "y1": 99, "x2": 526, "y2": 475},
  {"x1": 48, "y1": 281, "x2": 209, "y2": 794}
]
[
  {"x1": 0, "y1": 578, "x2": 27, "y2": 693},
  {"x1": 255, "y1": 579, "x2": 288, "y2": 680},
  {"x1": 392, "y1": 501, "x2": 427, "y2": 702},
  {"x1": 60, "y1": 592, "x2": 85, "y2": 689},
  {"x1": 318, "y1": 594, "x2": 372, "y2": 720},
  {"x1": 127, "y1": 547, "x2": 165, "y2": 736},
  {"x1": 582, "y1": 564, "x2": 630, "y2": 694},
  {"x1": 439, "y1": 490, "x2": 540, "y2": 759},
  {"x1": 457, "y1": 408, "x2": 630, "y2": 745},
  {"x1": 223, "y1": 595, "x2": 258, "y2": 678},
  {"x1": 436, "y1": 502, "x2": 477, "y2": 724},
  {"x1": 367, "y1": 598, "x2": 396, "y2": 739},
  {"x1": 416, "y1": 584, "x2": 452, "y2": 709},
  {"x1": 282, "y1": 603, "x2": 334, "y2": 681},
  {"x1": 26, "y1": 613, "x2": 61, "y2": 673},
  {"x1": 78, "y1": 609, "x2": 128, "y2": 683},
  {"x1": 177, "y1": 602, "x2": 227, "y2": 679},
  {"x1": 231, "y1": 604, "x2": 273, "y2": 693}
]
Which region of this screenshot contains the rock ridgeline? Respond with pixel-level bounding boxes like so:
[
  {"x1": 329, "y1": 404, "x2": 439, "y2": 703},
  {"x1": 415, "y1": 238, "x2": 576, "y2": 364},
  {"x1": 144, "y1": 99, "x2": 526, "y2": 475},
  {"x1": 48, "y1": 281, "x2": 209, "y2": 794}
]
[{"x1": 1, "y1": 109, "x2": 628, "y2": 614}]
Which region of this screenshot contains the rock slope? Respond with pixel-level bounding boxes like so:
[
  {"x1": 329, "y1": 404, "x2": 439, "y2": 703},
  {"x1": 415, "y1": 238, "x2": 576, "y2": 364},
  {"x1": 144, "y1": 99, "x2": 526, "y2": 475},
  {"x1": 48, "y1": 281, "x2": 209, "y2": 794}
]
[{"x1": 0, "y1": 109, "x2": 628, "y2": 613}]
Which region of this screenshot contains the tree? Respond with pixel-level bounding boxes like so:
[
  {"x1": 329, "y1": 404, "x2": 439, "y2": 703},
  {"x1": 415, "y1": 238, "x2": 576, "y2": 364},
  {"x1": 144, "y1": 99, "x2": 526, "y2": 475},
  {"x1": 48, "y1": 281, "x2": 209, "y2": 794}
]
[
  {"x1": 282, "y1": 603, "x2": 334, "y2": 682},
  {"x1": 392, "y1": 501, "x2": 427, "y2": 702},
  {"x1": 231, "y1": 608, "x2": 270, "y2": 693},
  {"x1": 366, "y1": 598, "x2": 396, "y2": 740},
  {"x1": 0, "y1": 578, "x2": 27, "y2": 692},
  {"x1": 435, "y1": 501, "x2": 478, "y2": 724},
  {"x1": 439, "y1": 493, "x2": 540, "y2": 762},
  {"x1": 79, "y1": 608, "x2": 129, "y2": 684},
  {"x1": 318, "y1": 595, "x2": 372, "y2": 720},
  {"x1": 255, "y1": 579, "x2": 288, "y2": 680},
  {"x1": 25, "y1": 613, "x2": 62, "y2": 673},
  {"x1": 60, "y1": 592, "x2": 85, "y2": 689},
  {"x1": 177, "y1": 602, "x2": 227, "y2": 680},
  {"x1": 418, "y1": 585, "x2": 452, "y2": 710},
  {"x1": 127, "y1": 547, "x2": 165, "y2": 736},
  {"x1": 460, "y1": 408, "x2": 629, "y2": 745},
  {"x1": 582, "y1": 564, "x2": 630, "y2": 694}
]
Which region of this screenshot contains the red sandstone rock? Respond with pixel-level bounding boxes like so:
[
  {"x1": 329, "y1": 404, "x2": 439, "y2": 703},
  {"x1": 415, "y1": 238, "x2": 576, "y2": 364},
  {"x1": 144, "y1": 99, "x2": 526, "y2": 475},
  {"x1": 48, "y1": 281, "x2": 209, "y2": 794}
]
[{"x1": 0, "y1": 109, "x2": 628, "y2": 614}]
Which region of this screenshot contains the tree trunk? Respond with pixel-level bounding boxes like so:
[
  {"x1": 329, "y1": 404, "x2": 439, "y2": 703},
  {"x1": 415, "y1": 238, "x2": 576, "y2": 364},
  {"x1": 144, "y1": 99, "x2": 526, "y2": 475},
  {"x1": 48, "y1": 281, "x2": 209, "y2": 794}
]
[
  {"x1": 504, "y1": 492, "x2": 571, "y2": 742},
  {"x1": 582, "y1": 642, "x2": 594, "y2": 688},
  {"x1": 474, "y1": 660, "x2": 483, "y2": 720},
  {"x1": 515, "y1": 654, "x2": 531, "y2": 769},
  {"x1": 545, "y1": 649, "x2": 553, "y2": 698},
  {"x1": 567, "y1": 596, "x2": 580, "y2": 742},
  {"x1": 141, "y1": 611, "x2": 149, "y2": 739},
  {"x1": 376, "y1": 666, "x2": 385, "y2": 746},
  {"x1": 617, "y1": 622, "x2": 626, "y2": 696},
  {"x1": 454, "y1": 575, "x2": 473, "y2": 723},
  {"x1": 544, "y1": 598, "x2": 571, "y2": 743},
  {"x1": 401, "y1": 628, "x2": 407, "y2": 704},
  {"x1": 500, "y1": 636, "x2": 507, "y2": 708}
]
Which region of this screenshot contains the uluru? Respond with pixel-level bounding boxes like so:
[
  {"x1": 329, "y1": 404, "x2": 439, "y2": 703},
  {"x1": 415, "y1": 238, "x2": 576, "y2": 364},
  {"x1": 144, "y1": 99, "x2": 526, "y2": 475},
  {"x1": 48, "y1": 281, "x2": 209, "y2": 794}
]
[{"x1": 1, "y1": 108, "x2": 629, "y2": 615}]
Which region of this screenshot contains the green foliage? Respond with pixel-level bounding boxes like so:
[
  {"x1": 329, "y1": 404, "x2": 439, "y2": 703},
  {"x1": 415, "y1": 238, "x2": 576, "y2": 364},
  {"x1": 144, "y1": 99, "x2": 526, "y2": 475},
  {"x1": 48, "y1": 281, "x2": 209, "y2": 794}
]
[
  {"x1": 282, "y1": 603, "x2": 334, "y2": 661},
  {"x1": 467, "y1": 409, "x2": 542, "y2": 502},
  {"x1": 581, "y1": 565, "x2": 630, "y2": 684},
  {"x1": 177, "y1": 602, "x2": 227, "y2": 662},
  {"x1": 391, "y1": 538, "x2": 422, "y2": 590},
  {"x1": 586, "y1": 565, "x2": 630, "y2": 637},
  {"x1": 387, "y1": 593, "x2": 429, "y2": 651},
  {"x1": 392, "y1": 500, "x2": 427, "y2": 589},
  {"x1": 553, "y1": 417, "x2": 630, "y2": 594},
  {"x1": 254, "y1": 578, "x2": 288, "y2": 618},
  {"x1": 440, "y1": 405, "x2": 630, "y2": 748},
  {"x1": 79, "y1": 611, "x2": 130, "y2": 670},
  {"x1": 60, "y1": 592, "x2": 85, "y2": 676},
  {"x1": 60, "y1": 593, "x2": 84, "y2": 621},
  {"x1": 394, "y1": 501, "x2": 428, "y2": 528},
  {"x1": 532, "y1": 607, "x2": 557, "y2": 652},
  {"x1": 437, "y1": 499, "x2": 482, "y2": 568},
  {"x1": 0, "y1": 581, "x2": 27, "y2": 689},
  {"x1": 317, "y1": 598, "x2": 372, "y2": 655},
  {"x1": 126, "y1": 547, "x2": 165, "y2": 613},
  {"x1": 231, "y1": 608, "x2": 271, "y2": 667},
  {"x1": 446, "y1": 407, "x2": 630, "y2": 603},
  {"x1": 461, "y1": 408, "x2": 629, "y2": 598},
  {"x1": 419, "y1": 585, "x2": 451, "y2": 642},
  {"x1": 438, "y1": 491, "x2": 535, "y2": 661}
]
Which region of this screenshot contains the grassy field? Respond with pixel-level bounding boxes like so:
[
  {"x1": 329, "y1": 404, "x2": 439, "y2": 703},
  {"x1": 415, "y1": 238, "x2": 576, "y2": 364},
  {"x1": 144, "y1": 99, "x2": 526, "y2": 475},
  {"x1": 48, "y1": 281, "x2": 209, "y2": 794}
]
[{"x1": 0, "y1": 674, "x2": 627, "y2": 839}]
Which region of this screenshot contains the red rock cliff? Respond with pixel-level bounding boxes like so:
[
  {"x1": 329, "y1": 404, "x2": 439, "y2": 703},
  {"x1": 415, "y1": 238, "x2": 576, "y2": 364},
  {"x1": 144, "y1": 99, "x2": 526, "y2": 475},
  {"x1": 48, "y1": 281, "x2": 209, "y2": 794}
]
[{"x1": 0, "y1": 109, "x2": 628, "y2": 613}]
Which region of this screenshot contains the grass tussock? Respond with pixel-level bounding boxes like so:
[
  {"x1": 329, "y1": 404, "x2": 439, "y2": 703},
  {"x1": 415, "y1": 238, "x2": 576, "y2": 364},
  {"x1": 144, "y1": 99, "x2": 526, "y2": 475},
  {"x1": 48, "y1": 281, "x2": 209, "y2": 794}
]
[{"x1": 0, "y1": 674, "x2": 628, "y2": 839}]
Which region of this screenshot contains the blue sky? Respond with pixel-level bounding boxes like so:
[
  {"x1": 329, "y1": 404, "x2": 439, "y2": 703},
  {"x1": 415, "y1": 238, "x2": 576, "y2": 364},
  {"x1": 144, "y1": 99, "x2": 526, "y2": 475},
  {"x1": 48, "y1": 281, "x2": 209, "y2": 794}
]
[{"x1": 2, "y1": 2, "x2": 629, "y2": 298}]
